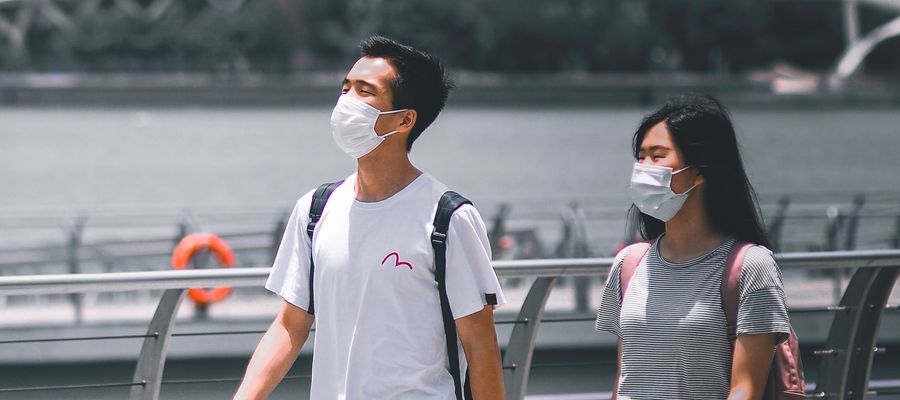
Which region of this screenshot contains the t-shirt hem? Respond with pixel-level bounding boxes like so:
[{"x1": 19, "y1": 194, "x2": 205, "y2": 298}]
[
  {"x1": 452, "y1": 300, "x2": 496, "y2": 320},
  {"x1": 594, "y1": 325, "x2": 621, "y2": 338},
  {"x1": 451, "y1": 289, "x2": 508, "y2": 319},
  {"x1": 736, "y1": 324, "x2": 792, "y2": 345},
  {"x1": 264, "y1": 284, "x2": 309, "y2": 313}
]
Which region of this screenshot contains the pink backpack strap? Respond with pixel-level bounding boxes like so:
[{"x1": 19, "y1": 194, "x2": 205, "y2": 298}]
[
  {"x1": 721, "y1": 241, "x2": 754, "y2": 341},
  {"x1": 619, "y1": 242, "x2": 652, "y2": 303}
]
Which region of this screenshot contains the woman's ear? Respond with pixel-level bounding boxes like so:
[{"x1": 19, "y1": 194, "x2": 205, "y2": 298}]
[{"x1": 692, "y1": 169, "x2": 706, "y2": 186}]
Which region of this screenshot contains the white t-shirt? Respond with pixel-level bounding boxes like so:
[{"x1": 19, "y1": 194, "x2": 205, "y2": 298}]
[{"x1": 266, "y1": 172, "x2": 506, "y2": 400}]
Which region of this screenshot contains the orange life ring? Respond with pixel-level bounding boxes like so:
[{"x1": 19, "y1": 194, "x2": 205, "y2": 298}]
[{"x1": 171, "y1": 233, "x2": 235, "y2": 306}]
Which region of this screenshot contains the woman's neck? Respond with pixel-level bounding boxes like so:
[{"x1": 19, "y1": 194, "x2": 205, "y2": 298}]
[{"x1": 659, "y1": 193, "x2": 726, "y2": 263}]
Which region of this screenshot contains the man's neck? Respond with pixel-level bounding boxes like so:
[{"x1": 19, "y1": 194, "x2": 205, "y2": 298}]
[{"x1": 355, "y1": 150, "x2": 422, "y2": 203}]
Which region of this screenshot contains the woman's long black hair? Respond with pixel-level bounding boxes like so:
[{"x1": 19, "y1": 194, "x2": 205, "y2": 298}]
[{"x1": 628, "y1": 94, "x2": 772, "y2": 248}]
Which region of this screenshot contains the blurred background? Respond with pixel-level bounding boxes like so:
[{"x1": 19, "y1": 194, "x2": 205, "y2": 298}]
[{"x1": 1, "y1": 0, "x2": 900, "y2": 399}]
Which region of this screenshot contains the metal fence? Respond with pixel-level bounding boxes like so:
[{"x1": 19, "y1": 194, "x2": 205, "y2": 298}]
[
  {"x1": 0, "y1": 250, "x2": 898, "y2": 399},
  {"x1": 2, "y1": 193, "x2": 899, "y2": 323}
]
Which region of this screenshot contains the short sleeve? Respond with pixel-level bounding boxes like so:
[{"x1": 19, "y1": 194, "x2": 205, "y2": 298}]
[
  {"x1": 736, "y1": 246, "x2": 792, "y2": 345},
  {"x1": 265, "y1": 189, "x2": 316, "y2": 311},
  {"x1": 595, "y1": 246, "x2": 629, "y2": 338},
  {"x1": 444, "y1": 204, "x2": 507, "y2": 320}
]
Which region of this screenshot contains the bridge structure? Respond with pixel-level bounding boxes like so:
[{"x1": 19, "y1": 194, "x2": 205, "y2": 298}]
[
  {"x1": 0, "y1": 0, "x2": 895, "y2": 84},
  {"x1": 830, "y1": 0, "x2": 900, "y2": 88},
  {"x1": 0, "y1": 0, "x2": 254, "y2": 67}
]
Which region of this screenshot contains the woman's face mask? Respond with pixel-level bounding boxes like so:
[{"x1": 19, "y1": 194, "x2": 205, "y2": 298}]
[
  {"x1": 330, "y1": 94, "x2": 407, "y2": 159},
  {"x1": 627, "y1": 162, "x2": 697, "y2": 222}
]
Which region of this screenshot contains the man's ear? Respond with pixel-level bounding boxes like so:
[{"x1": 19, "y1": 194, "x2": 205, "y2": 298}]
[{"x1": 398, "y1": 109, "x2": 417, "y2": 133}]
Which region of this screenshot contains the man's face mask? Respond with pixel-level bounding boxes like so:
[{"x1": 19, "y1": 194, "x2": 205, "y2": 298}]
[{"x1": 330, "y1": 95, "x2": 407, "y2": 159}]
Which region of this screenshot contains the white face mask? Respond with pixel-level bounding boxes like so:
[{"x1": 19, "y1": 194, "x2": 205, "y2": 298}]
[
  {"x1": 330, "y1": 94, "x2": 408, "y2": 159},
  {"x1": 627, "y1": 162, "x2": 697, "y2": 222}
]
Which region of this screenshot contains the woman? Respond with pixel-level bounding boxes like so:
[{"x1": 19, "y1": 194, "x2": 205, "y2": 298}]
[{"x1": 595, "y1": 94, "x2": 792, "y2": 399}]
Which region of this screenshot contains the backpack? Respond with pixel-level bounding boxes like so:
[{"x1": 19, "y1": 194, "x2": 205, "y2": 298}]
[
  {"x1": 305, "y1": 181, "x2": 474, "y2": 400},
  {"x1": 619, "y1": 240, "x2": 806, "y2": 400}
]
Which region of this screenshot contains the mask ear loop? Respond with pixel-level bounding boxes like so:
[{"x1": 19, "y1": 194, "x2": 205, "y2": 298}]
[
  {"x1": 672, "y1": 166, "x2": 697, "y2": 195},
  {"x1": 677, "y1": 183, "x2": 698, "y2": 196},
  {"x1": 375, "y1": 109, "x2": 410, "y2": 138},
  {"x1": 378, "y1": 108, "x2": 408, "y2": 115}
]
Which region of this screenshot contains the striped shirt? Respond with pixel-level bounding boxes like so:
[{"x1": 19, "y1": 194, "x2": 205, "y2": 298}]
[{"x1": 595, "y1": 237, "x2": 791, "y2": 400}]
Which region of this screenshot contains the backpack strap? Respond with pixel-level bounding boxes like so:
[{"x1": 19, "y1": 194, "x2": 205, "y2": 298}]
[
  {"x1": 431, "y1": 191, "x2": 473, "y2": 400},
  {"x1": 305, "y1": 180, "x2": 344, "y2": 315},
  {"x1": 619, "y1": 242, "x2": 651, "y2": 303},
  {"x1": 721, "y1": 241, "x2": 754, "y2": 341}
]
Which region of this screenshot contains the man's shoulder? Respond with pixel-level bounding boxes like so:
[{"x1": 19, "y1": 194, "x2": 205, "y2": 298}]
[
  {"x1": 293, "y1": 176, "x2": 354, "y2": 214},
  {"x1": 421, "y1": 173, "x2": 476, "y2": 205},
  {"x1": 418, "y1": 173, "x2": 448, "y2": 195}
]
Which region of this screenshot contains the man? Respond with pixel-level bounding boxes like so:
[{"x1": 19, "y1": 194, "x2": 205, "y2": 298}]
[{"x1": 234, "y1": 36, "x2": 506, "y2": 400}]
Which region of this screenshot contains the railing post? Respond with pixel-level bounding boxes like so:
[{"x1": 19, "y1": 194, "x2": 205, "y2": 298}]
[
  {"x1": 488, "y1": 203, "x2": 510, "y2": 255},
  {"x1": 192, "y1": 247, "x2": 212, "y2": 320},
  {"x1": 892, "y1": 214, "x2": 900, "y2": 249},
  {"x1": 842, "y1": 195, "x2": 865, "y2": 251},
  {"x1": 130, "y1": 288, "x2": 186, "y2": 400},
  {"x1": 66, "y1": 217, "x2": 86, "y2": 324},
  {"x1": 173, "y1": 215, "x2": 212, "y2": 319},
  {"x1": 571, "y1": 203, "x2": 591, "y2": 312},
  {"x1": 815, "y1": 265, "x2": 900, "y2": 400},
  {"x1": 767, "y1": 196, "x2": 790, "y2": 252},
  {"x1": 825, "y1": 206, "x2": 842, "y2": 252},
  {"x1": 270, "y1": 209, "x2": 288, "y2": 265},
  {"x1": 557, "y1": 202, "x2": 591, "y2": 312},
  {"x1": 174, "y1": 218, "x2": 189, "y2": 250},
  {"x1": 825, "y1": 206, "x2": 844, "y2": 302},
  {"x1": 502, "y1": 276, "x2": 557, "y2": 400}
]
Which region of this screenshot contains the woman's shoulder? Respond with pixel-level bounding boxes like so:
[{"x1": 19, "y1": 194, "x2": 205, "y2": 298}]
[
  {"x1": 738, "y1": 244, "x2": 783, "y2": 292},
  {"x1": 614, "y1": 241, "x2": 653, "y2": 261},
  {"x1": 612, "y1": 241, "x2": 654, "y2": 271},
  {"x1": 740, "y1": 244, "x2": 776, "y2": 269}
]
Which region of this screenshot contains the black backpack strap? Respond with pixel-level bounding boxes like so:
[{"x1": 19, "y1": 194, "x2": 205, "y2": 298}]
[
  {"x1": 305, "y1": 180, "x2": 344, "y2": 315},
  {"x1": 431, "y1": 191, "x2": 473, "y2": 400}
]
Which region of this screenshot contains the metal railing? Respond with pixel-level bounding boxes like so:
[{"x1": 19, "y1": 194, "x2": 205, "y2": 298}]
[{"x1": 0, "y1": 250, "x2": 899, "y2": 399}]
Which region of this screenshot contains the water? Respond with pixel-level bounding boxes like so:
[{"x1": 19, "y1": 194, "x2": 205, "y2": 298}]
[
  {"x1": 2, "y1": 106, "x2": 899, "y2": 253},
  {"x1": 2, "y1": 106, "x2": 899, "y2": 210}
]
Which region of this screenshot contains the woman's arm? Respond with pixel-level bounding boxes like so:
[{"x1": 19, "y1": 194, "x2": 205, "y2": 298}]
[
  {"x1": 612, "y1": 339, "x2": 622, "y2": 400},
  {"x1": 727, "y1": 333, "x2": 777, "y2": 400}
]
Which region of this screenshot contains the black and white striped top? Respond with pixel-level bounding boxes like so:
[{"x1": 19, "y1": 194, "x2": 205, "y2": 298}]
[{"x1": 595, "y1": 237, "x2": 791, "y2": 400}]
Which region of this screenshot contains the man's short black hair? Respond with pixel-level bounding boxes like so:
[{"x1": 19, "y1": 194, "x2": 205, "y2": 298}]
[{"x1": 360, "y1": 36, "x2": 453, "y2": 152}]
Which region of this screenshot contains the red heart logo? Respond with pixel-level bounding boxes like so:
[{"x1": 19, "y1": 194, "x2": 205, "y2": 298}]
[{"x1": 381, "y1": 252, "x2": 413, "y2": 270}]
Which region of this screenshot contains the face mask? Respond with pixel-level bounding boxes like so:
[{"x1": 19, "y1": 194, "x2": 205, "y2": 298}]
[
  {"x1": 627, "y1": 162, "x2": 697, "y2": 222},
  {"x1": 330, "y1": 94, "x2": 408, "y2": 159}
]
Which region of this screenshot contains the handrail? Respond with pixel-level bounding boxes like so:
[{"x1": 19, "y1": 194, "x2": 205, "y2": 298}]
[
  {"x1": 0, "y1": 249, "x2": 898, "y2": 400},
  {"x1": 2, "y1": 249, "x2": 900, "y2": 296},
  {"x1": 0, "y1": 267, "x2": 268, "y2": 296}
]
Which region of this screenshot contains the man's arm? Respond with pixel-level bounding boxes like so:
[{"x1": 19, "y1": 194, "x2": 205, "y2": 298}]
[
  {"x1": 727, "y1": 333, "x2": 777, "y2": 400},
  {"x1": 234, "y1": 301, "x2": 314, "y2": 400},
  {"x1": 456, "y1": 305, "x2": 505, "y2": 400}
]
